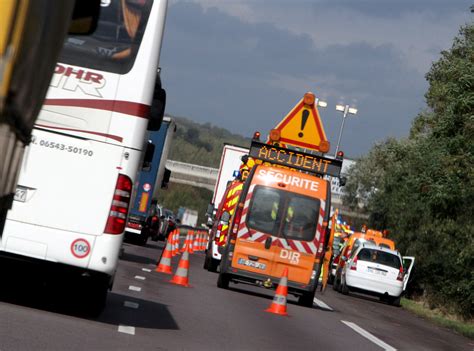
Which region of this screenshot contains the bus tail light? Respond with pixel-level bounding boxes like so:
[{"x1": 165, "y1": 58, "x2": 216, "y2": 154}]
[{"x1": 105, "y1": 174, "x2": 132, "y2": 234}]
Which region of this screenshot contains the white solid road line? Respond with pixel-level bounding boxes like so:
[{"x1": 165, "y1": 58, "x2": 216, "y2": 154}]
[
  {"x1": 124, "y1": 301, "x2": 139, "y2": 309},
  {"x1": 135, "y1": 275, "x2": 146, "y2": 280},
  {"x1": 313, "y1": 297, "x2": 333, "y2": 311},
  {"x1": 118, "y1": 325, "x2": 135, "y2": 335},
  {"x1": 142, "y1": 268, "x2": 152, "y2": 272},
  {"x1": 129, "y1": 285, "x2": 142, "y2": 292},
  {"x1": 341, "y1": 321, "x2": 397, "y2": 351}
]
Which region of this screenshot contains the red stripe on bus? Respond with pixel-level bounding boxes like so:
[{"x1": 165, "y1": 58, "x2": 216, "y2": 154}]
[
  {"x1": 44, "y1": 99, "x2": 150, "y2": 119},
  {"x1": 35, "y1": 124, "x2": 123, "y2": 142}
]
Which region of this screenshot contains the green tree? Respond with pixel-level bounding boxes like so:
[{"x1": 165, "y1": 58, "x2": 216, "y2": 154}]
[{"x1": 343, "y1": 24, "x2": 474, "y2": 319}]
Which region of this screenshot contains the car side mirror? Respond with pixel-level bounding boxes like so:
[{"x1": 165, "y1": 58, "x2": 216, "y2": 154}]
[{"x1": 221, "y1": 211, "x2": 231, "y2": 224}]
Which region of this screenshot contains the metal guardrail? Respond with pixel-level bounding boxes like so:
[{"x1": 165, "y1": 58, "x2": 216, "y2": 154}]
[{"x1": 166, "y1": 160, "x2": 218, "y2": 181}]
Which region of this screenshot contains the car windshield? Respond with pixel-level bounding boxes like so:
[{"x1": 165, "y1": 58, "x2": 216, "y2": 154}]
[
  {"x1": 357, "y1": 248, "x2": 401, "y2": 269},
  {"x1": 59, "y1": 0, "x2": 153, "y2": 74},
  {"x1": 246, "y1": 185, "x2": 320, "y2": 242}
]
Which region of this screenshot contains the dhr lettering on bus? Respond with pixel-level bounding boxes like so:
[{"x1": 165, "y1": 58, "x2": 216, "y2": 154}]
[
  {"x1": 258, "y1": 169, "x2": 319, "y2": 192},
  {"x1": 50, "y1": 64, "x2": 105, "y2": 97},
  {"x1": 257, "y1": 145, "x2": 331, "y2": 173}
]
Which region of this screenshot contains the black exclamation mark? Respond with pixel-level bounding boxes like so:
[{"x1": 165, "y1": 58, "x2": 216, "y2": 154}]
[{"x1": 298, "y1": 110, "x2": 309, "y2": 138}]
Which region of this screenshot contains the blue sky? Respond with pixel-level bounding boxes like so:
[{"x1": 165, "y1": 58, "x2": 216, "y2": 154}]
[{"x1": 160, "y1": 0, "x2": 472, "y2": 158}]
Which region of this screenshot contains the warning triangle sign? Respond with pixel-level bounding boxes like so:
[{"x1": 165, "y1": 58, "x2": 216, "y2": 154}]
[{"x1": 271, "y1": 94, "x2": 329, "y2": 152}]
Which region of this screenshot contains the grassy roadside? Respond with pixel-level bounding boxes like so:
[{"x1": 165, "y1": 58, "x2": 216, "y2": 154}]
[{"x1": 401, "y1": 298, "x2": 474, "y2": 339}]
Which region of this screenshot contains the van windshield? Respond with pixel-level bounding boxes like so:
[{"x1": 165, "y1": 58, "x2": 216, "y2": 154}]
[
  {"x1": 59, "y1": 0, "x2": 153, "y2": 74},
  {"x1": 357, "y1": 248, "x2": 401, "y2": 269},
  {"x1": 246, "y1": 186, "x2": 320, "y2": 242}
]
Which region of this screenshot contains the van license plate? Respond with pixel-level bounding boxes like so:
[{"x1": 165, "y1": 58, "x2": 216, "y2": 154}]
[
  {"x1": 14, "y1": 186, "x2": 27, "y2": 202},
  {"x1": 238, "y1": 258, "x2": 266, "y2": 270}
]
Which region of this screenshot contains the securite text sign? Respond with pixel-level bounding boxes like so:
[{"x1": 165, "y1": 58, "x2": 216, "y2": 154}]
[{"x1": 249, "y1": 141, "x2": 342, "y2": 177}]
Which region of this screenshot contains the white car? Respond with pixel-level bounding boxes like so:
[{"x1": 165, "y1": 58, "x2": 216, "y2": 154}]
[{"x1": 337, "y1": 244, "x2": 414, "y2": 306}]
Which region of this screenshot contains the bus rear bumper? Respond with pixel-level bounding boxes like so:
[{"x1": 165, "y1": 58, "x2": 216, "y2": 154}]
[{"x1": 1, "y1": 219, "x2": 122, "y2": 277}]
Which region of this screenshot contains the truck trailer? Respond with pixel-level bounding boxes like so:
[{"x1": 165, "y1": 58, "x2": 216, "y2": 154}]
[{"x1": 125, "y1": 117, "x2": 176, "y2": 245}]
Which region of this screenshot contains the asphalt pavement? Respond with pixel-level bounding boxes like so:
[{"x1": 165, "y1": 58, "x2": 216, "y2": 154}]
[{"x1": 0, "y1": 238, "x2": 472, "y2": 351}]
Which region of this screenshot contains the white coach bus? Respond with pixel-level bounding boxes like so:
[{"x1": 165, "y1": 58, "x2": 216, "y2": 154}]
[{"x1": 1, "y1": 0, "x2": 168, "y2": 314}]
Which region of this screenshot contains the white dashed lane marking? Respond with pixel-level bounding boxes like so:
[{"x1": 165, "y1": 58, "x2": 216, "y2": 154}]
[
  {"x1": 341, "y1": 320, "x2": 397, "y2": 351},
  {"x1": 135, "y1": 275, "x2": 146, "y2": 280},
  {"x1": 129, "y1": 285, "x2": 142, "y2": 292},
  {"x1": 124, "y1": 301, "x2": 139, "y2": 309},
  {"x1": 313, "y1": 297, "x2": 333, "y2": 311},
  {"x1": 118, "y1": 325, "x2": 135, "y2": 335},
  {"x1": 142, "y1": 268, "x2": 152, "y2": 272}
]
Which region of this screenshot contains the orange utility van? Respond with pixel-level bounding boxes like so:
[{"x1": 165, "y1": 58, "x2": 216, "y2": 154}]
[{"x1": 217, "y1": 138, "x2": 343, "y2": 307}]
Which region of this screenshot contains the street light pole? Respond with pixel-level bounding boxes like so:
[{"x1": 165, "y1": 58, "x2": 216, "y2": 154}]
[{"x1": 334, "y1": 104, "x2": 357, "y2": 156}]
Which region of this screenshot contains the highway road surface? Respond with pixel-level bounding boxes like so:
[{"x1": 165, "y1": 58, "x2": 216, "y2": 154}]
[{"x1": 0, "y1": 238, "x2": 472, "y2": 351}]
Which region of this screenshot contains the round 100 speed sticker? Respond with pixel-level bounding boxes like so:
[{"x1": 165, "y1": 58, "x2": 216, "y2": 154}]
[{"x1": 71, "y1": 238, "x2": 91, "y2": 259}]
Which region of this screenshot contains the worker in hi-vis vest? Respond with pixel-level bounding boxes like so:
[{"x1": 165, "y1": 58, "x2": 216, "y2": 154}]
[{"x1": 321, "y1": 209, "x2": 338, "y2": 292}]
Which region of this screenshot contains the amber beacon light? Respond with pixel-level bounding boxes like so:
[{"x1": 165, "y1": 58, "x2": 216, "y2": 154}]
[{"x1": 303, "y1": 92, "x2": 315, "y2": 106}]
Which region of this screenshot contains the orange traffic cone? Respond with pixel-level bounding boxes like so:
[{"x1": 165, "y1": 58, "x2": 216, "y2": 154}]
[
  {"x1": 188, "y1": 230, "x2": 194, "y2": 253},
  {"x1": 172, "y1": 229, "x2": 179, "y2": 256},
  {"x1": 265, "y1": 268, "x2": 289, "y2": 316},
  {"x1": 155, "y1": 236, "x2": 173, "y2": 274},
  {"x1": 182, "y1": 230, "x2": 194, "y2": 253},
  {"x1": 169, "y1": 250, "x2": 191, "y2": 287},
  {"x1": 193, "y1": 231, "x2": 200, "y2": 252},
  {"x1": 180, "y1": 232, "x2": 187, "y2": 252},
  {"x1": 199, "y1": 232, "x2": 204, "y2": 251}
]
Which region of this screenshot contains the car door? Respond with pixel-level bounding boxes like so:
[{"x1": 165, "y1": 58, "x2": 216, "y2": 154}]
[{"x1": 402, "y1": 256, "x2": 415, "y2": 291}]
